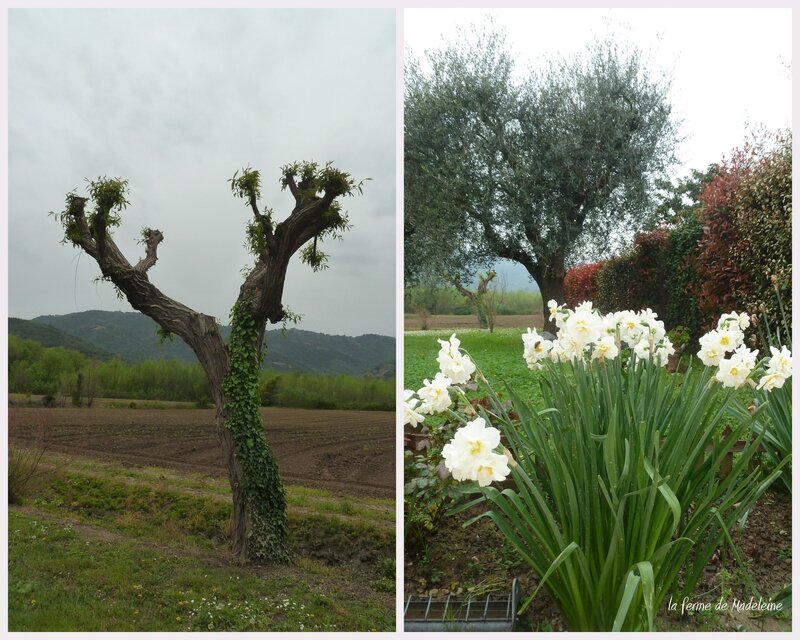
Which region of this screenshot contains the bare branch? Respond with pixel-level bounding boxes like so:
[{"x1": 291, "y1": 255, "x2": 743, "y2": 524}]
[
  {"x1": 134, "y1": 229, "x2": 164, "y2": 272},
  {"x1": 284, "y1": 173, "x2": 300, "y2": 199},
  {"x1": 59, "y1": 189, "x2": 226, "y2": 372}
]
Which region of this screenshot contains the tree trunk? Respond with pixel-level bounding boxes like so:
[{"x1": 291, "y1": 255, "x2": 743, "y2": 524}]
[
  {"x1": 192, "y1": 323, "x2": 258, "y2": 563},
  {"x1": 216, "y1": 404, "x2": 249, "y2": 561},
  {"x1": 537, "y1": 275, "x2": 566, "y2": 336},
  {"x1": 188, "y1": 317, "x2": 286, "y2": 565},
  {"x1": 476, "y1": 271, "x2": 496, "y2": 331},
  {"x1": 452, "y1": 271, "x2": 496, "y2": 330}
]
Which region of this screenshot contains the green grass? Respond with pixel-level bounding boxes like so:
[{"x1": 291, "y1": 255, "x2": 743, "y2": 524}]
[
  {"x1": 405, "y1": 328, "x2": 545, "y2": 404},
  {"x1": 8, "y1": 512, "x2": 391, "y2": 632},
  {"x1": 9, "y1": 455, "x2": 395, "y2": 632},
  {"x1": 33, "y1": 453, "x2": 394, "y2": 527},
  {"x1": 25, "y1": 460, "x2": 394, "y2": 555}
]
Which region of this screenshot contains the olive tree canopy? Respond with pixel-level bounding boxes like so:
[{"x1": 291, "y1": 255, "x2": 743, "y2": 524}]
[{"x1": 405, "y1": 25, "x2": 679, "y2": 332}]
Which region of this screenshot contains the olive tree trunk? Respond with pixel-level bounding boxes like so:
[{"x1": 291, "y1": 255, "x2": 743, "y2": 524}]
[
  {"x1": 536, "y1": 274, "x2": 566, "y2": 336},
  {"x1": 451, "y1": 271, "x2": 496, "y2": 330}
]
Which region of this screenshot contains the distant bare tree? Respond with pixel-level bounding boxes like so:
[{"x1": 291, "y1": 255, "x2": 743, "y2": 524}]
[
  {"x1": 452, "y1": 271, "x2": 496, "y2": 329},
  {"x1": 484, "y1": 273, "x2": 507, "y2": 333}
]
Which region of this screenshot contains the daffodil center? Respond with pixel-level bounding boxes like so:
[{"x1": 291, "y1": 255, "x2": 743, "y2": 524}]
[{"x1": 469, "y1": 441, "x2": 483, "y2": 456}]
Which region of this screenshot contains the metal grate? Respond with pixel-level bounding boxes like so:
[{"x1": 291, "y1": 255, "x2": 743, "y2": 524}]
[{"x1": 404, "y1": 579, "x2": 518, "y2": 632}]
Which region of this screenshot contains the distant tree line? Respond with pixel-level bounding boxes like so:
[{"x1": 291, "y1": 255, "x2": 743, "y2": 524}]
[
  {"x1": 405, "y1": 286, "x2": 542, "y2": 317},
  {"x1": 8, "y1": 335, "x2": 393, "y2": 411}
]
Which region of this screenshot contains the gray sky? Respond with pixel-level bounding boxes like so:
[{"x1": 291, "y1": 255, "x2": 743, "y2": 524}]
[
  {"x1": 405, "y1": 8, "x2": 792, "y2": 178},
  {"x1": 9, "y1": 8, "x2": 396, "y2": 337}
]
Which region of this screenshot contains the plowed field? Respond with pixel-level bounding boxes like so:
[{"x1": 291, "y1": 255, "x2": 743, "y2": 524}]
[{"x1": 9, "y1": 407, "x2": 395, "y2": 499}]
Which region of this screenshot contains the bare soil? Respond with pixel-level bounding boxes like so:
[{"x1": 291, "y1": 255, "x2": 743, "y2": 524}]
[
  {"x1": 404, "y1": 313, "x2": 544, "y2": 331},
  {"x1": 9, "y1": 407, "x2": 394, "y2": 499},
  {"x1": 405, "y1": 490, "x2": 791, "y2": 632}
]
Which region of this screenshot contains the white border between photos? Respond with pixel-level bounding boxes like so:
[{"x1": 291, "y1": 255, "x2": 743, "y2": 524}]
[{"x1": 2, "y1": 1, "x2": 799, "y2": 639}]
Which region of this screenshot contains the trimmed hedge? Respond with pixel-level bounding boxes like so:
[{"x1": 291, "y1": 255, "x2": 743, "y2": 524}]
[
  {"x1": 594, "y1": 229, "x2": 669, "y2": 318},
  {"x1": 731, "y1": 134, "x2": 792, "y2": 330},
  {"x1": 583, "y1": 130, "x2": 790, "y2": 347},
  {"x1": 694, "y1": 131, "x2": 791, "y2": 337},
  {"x1": 564, "y1": 261, "x2": 604, "y2": 307},
  {"x1": 693, "y1": 152, "x2": 752, "y2": 327},
  {"x1": 663, "y1": 212, "x2": 704, "y2": 341}
]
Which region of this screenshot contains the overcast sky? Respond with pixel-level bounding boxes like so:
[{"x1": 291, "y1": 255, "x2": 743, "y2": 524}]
[
  {"x1": 405, "y1": 7, "x2": 792, "y2": 180},
  {"x1": 9, "y1": 8, "x2": 395, "y2": 337}
]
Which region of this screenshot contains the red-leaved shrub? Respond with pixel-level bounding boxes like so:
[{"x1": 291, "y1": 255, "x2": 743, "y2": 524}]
[
  {"x1": 693, "y1": 130, "x2": 791, "y2": 332},
  {"x1": 564, "y1": 261, "x2": 605, "y2": 307},
  {"x1": 595, "y1": 229, "x2": 669, "y2": 318}
]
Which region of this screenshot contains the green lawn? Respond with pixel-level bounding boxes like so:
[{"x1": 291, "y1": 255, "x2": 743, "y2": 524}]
[
  {"x1": 8, "y1": 454, "x2": 394, "y2": 632},
  {"x1": 405, "y1": 328, "x2": 545, "y2": 403}
]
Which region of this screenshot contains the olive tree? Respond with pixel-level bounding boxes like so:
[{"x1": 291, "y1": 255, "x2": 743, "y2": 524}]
[
  {"x1": 405, "y1": 25, "x2": 678, "y2": 333},
  {"x1": 54, "y1": 161, "x2": 363, "y2": 563}
]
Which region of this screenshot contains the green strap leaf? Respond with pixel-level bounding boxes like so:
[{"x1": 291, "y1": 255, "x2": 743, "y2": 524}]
[{"x1": 518, "y1": 541, "x2": 580, "y2": 616}]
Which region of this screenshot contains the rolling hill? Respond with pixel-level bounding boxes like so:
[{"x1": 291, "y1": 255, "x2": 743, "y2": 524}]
[
  {"x1": 11, "y1": 311, "x2": 395, "y2": 378},
  {"x1": 9, "y1": 318, "x2": 115, "y2": 361}
]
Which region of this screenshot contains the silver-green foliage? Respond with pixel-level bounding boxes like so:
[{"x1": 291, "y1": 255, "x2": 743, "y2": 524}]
[{"x1": 405, "y1": 21, "x2": 678, "y2": 294}]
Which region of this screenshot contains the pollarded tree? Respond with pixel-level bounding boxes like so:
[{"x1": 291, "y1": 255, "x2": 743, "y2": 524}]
[
  {"x1": 405, "y1": 24, "x2": 678, "y2": 333},
  {"x1": 451, "y1": 270, "x2": 496, "y2": 330},
  {"x1": 54, "y1": 161, "x2": 363, "y2": 563}
]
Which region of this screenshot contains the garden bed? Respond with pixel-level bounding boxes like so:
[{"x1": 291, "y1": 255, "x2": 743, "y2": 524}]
[{"x1": 405, "y1": 489, "x2": 791, "y2": 632}]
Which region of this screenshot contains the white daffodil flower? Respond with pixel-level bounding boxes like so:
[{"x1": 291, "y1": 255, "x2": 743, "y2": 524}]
[
  {"x1": 416, "y1": 372, "x2": 453, "y2": 414},
  {"x1": 436, "y1": 333, "x2": 476, "y2": 384},
  {"x1": 716, "y1": 346, "x2": 758, "y2": 389},
  {"x1": 436, "y1": 333, "x2": 462, "y2": 360},
  {"x1": 654, "y1": 337, "x2": 676, "y2": 367},
  {"x1": 756, "y1": 371, "x2": 789, "y2": 391},
  {"x1": 766, "y1": 345, "x2": 792, "y2": 377},
  {"x1": 592, "y1": 335, "x2": 619, "y2": 361},
  {"x1": 522, "y1": 328, "x2": 552, "y2": 369},
  {"x1": 633, "y1": 339, "x2": 652, "y2": 360},
  {"x1": 442, "y1": 417, "x2": 510, "y2": 486},
  {"x1": 718, "y1": 311, "x2": 750, "y2": 332},
  {"x1": 403, "y1": 390, "x2": 425, "y2": 427},
  {"x1": 474, "y1": 452, "x2": 512, "y2": 487}
]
